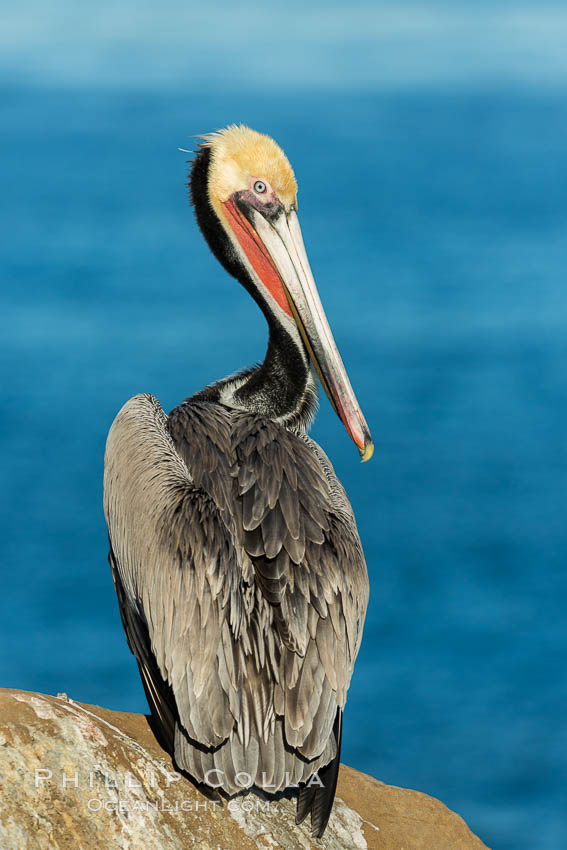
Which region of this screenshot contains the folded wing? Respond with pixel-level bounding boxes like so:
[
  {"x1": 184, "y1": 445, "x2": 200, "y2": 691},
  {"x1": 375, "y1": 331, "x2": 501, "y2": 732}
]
[{"x1": 104, "y1": 394, "x2": 368, "y2": 797}]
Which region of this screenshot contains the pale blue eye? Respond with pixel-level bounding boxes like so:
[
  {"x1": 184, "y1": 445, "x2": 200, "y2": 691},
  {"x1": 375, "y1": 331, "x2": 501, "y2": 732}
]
[{"x1": 254, "y1": 180, "x2": 267, "y2": 194}]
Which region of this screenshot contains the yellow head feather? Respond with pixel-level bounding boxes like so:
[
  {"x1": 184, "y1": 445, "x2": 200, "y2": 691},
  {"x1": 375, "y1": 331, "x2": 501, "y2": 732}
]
[{"x1": 201, "y1": 125, "x2": 298, "y2": 223}]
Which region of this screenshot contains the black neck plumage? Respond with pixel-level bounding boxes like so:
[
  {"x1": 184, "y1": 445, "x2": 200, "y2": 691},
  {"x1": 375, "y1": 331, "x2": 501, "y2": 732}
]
[{"x1": 187, "y1": 145, "x2": 318, "y2": 430}]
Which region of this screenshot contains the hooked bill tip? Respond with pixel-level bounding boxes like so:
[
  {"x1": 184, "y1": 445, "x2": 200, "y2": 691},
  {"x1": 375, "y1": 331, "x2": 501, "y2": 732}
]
[{"x1": 359, "y1": 440, "x2": 374, "y2": 463}]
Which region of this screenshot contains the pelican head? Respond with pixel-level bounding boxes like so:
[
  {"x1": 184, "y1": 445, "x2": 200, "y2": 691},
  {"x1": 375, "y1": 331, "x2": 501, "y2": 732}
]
[{"x1": 192, "y1": 124, "x2": 373, "y2": 462}]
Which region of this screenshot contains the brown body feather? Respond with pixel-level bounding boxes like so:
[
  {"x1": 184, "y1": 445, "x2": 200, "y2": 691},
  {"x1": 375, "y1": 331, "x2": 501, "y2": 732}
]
[{"x1": 103, "y1": 393, "x2": 368, "y2": 801}]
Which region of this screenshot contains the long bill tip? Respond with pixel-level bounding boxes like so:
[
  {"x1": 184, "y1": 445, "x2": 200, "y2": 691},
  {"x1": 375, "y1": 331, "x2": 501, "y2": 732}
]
[{"x1": 359, "y1": 440, "x2": 374, "y2": 463}]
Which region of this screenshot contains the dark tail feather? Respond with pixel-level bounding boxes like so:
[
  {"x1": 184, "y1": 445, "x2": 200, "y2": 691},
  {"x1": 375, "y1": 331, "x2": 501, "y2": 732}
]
[{"x1": 296, "y1": 709, "x2": 343, "y2": 839}]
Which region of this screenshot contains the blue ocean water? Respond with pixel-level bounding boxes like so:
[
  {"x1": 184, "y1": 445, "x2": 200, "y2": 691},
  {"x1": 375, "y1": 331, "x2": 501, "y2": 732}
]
[{"x1": 1, "y1": 85, "x2": 566, "y2": 850}]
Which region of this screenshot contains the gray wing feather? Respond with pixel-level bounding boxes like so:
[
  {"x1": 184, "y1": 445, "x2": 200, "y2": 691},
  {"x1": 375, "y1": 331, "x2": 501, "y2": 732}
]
[
  {"x1": 104, "y1": 394, "x2": 368, "y2": 790},
  {"x1": 104, "y1": 393, "x2": 246, "y2": 747},
  {"x1": 229, "y1": 413, "x2": 368, "y2": 760}
]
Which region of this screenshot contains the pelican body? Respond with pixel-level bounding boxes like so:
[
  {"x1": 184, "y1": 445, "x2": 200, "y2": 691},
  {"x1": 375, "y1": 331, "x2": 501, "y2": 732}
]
[{"x1": 103, "y1": 125, "x2": 372, "y2": 838}]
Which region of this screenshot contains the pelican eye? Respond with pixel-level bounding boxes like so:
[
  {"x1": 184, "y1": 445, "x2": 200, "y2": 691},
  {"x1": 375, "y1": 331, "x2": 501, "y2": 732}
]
[{"x1": 253, "y1": 180, "x2": 267, "y2": 194}]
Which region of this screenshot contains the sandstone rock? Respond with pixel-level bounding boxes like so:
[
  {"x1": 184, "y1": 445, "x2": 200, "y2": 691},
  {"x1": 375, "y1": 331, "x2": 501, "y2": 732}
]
[{"x1": 0, "y1": 688, "x2": 488, "y2": 849}]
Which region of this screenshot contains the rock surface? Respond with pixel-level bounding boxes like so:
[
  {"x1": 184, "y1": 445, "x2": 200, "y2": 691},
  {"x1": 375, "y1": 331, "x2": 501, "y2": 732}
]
[{"x1": 0, "y1": 688, "x2": 488, "y2": 849}]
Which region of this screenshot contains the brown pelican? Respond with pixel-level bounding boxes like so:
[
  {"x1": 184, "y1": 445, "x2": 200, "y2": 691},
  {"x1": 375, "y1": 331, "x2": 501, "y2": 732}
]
[{"x1": 103, "y1": 125, "x2": 372, "y2": 838}]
